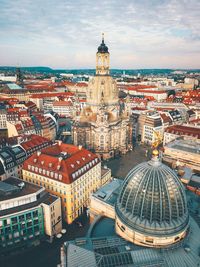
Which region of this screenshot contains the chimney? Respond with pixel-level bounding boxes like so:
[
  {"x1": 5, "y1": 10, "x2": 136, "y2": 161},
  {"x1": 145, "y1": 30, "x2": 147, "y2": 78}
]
[
  {"x1": 37, "y1": 151, "x2": 41, "y2": 156},
  {"x1": 78, "y1": 145, "x2": 82, "y2": 150}
]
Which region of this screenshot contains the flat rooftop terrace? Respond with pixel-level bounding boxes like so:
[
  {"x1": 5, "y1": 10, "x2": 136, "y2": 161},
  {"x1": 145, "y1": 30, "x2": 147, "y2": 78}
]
[
  {"x1": 167, "y1": 139, "x2": 200, "y2": 154},
  {"x1": 0, "y1": 177, "x2": 42, "y2": 202},
  {"x1": 92, "y1": 179, "x2": 122, "y2": 206}
]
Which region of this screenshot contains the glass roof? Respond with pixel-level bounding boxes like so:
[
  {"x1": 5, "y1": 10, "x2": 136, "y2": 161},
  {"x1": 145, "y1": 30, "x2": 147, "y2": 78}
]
[{"x1": 116, "y1": 157, "x2": 189, "y2": 236}]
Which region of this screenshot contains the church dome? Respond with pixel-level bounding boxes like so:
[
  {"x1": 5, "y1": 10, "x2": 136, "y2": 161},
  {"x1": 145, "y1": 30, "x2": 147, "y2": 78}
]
[
  {"x1": 115, "y1": 156, "x2": 189, "y2": 247},
  {"x1": 97, "y1": 36, "x2": 109, "y2": 53}
]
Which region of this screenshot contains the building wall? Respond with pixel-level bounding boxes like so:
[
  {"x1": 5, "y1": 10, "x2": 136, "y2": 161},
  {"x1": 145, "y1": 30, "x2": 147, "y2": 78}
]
[
  {"x1": 52, "y1": 105, "x2": 74, "y2": 118},
  {"x1": 22, "y1": 162, "x2": 102, "y2": 224},
  {"x1": 41, "y1": 197, "x2": 62, "y2": 237},
  {"x1": 6, "y1": 121, "x2": 18, "y2": 138},
  {"x1": 72, "y1": 119, "x2": 132, "y2": 160},
  {"x1": 115, "y1": 216, "x2": 187, "y2": 248},
  {"x1": 0, "y1": 207, "x2": 44, "y2": 252},
  {"x1": 163, "y1": 147, "x2": 200, "y2": 172}
]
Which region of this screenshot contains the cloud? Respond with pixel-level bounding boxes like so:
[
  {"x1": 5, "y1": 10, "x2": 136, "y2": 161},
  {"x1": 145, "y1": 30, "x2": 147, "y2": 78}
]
[{"x1": 0, "y1": 0, "x2": 200, "y2": 68}]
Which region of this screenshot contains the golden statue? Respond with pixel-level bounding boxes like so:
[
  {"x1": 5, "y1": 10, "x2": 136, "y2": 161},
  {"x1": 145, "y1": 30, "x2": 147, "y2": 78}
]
[{"x1": 151, "y1": 130, "x2": 163, "y2": 157}]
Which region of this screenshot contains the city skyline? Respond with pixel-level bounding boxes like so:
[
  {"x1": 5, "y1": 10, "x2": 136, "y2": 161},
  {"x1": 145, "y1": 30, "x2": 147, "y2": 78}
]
[{"x1": 0, "y1": 0, "x2": 200, "y2": 69}]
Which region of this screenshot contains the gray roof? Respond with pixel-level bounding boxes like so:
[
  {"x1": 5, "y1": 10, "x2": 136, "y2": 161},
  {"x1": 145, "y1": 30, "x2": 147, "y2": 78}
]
[
  {"x1": 62, "y1": 218, "x2": 200, "y2": 267},
  {"x1": 167, "y1": 139, "x2": 200, "y2": 155},
  {"x1": 7, "y1": 83, "x2": 22, "y2": 90},
  {"x1": 116, "y1": 157, "x2": 189, "y2": 236}
]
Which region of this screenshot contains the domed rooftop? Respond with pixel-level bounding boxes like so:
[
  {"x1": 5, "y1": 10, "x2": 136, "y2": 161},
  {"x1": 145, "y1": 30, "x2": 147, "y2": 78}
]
[
  {"x1": 97, "y1": 34, "x2": 109, "y2": 53},
  {"x1": 115, "y1": 155, "x2": 189, "y2": 246}
]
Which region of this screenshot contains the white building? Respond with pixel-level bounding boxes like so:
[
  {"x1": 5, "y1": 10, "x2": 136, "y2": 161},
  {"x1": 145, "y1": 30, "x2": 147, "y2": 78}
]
[{"x1": 52, "y1": 101, "x2": 74, "y2": 118}]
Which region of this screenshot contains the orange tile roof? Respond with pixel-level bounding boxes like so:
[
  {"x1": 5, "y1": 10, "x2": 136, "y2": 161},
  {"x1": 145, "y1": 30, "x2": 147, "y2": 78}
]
[
  {"x1": 53, "y1": 101, "x2": 73, "y2": 107},
  {"x1": 127, "y1": 85, "x2": 157, "y2": 90},
  {"x1": 160, "y1": 113, "x2": 172, "y2": 124},
  {"x1": 7, "y1": 107, "x2": 20, "y2": 113},
  {"x1": 30, "y1": 92, "x2": 74, "y2": 99},
  {"x1": 23, "y1": 143, "x2": 100, "y2": 184},
  {"x1": 165, "y1": 125, "x2": 200, "y2": 139},
  {"x1": 21, "y1": 135, "x2": 51, "y2": 151}
]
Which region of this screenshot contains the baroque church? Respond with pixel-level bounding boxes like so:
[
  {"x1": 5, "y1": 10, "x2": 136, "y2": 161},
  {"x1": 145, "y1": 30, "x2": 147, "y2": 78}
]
[{"x1": 72, "y1": 35, "x2": 132, "y2": 160}]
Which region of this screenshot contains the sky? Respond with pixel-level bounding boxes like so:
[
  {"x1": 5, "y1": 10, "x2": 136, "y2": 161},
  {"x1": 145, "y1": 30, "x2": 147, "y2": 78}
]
[{"x1": 0, "y1": 0, "x2": 200, "y2": 69}]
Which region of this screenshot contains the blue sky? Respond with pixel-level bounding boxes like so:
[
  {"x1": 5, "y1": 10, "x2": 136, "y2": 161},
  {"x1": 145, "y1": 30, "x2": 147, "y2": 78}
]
[{"x1": 0, "y1": 0, "x2": 200, "y2": 69}]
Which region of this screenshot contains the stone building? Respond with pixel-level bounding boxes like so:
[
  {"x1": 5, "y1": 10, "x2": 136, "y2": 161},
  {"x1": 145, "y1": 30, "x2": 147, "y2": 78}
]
[
  {"x1": 22, "y1": 141, "x2": 111, "y2": 224},
  {"x1": 72, "y1": 36, "x2": 132, "y2": 160}
]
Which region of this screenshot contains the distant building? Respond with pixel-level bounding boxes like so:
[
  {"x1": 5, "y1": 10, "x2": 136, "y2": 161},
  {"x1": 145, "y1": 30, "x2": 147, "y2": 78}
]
[
  {"x1": 0, "y1": 145, "x2": 26, "y2": 181},
  {"x1": 0, "y1": 177, "x2": 62, "y2": 253},
  {"x1": 163, "y1": 125, "x2": 200, "y2": 145},
  {"x1": 168, "y1": 110, "x2": 183, "y2": 124},
  {"x1": 0, "y1": 104, "x2": 7, "y2": 138},
  {"x1": 6, "y1": 113, "x2": 57, "y2": 141},
  {"x1": 52, "y1": 100, "x2": 74, "y2": 118},
  {"x1": 20, "y1": 134, "x2": 52, "y2": 157},
  {"x1": 124, "y1": 87, "x2": 167, "y2": 101},
  {"x1": 0, "y1": 73, "x2": 16, "y2": 82},
  {"x1": 22, "y1": 142, "x2": 111, "y2": 224},
  {"x1": 163, "y1": 138, "x2": 200, "y2": 172},
  {"x1": 137, "y1": 111, "x2": 163, "y2": 145},
  {"x1": 0, "y1": 135, "x2": 52, "y2": 181}
]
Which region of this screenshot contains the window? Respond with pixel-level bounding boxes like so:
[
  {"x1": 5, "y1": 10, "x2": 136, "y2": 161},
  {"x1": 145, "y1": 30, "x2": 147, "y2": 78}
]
[
  {"x1": 145, "y1": 237, "x2": 153, "y2": 243},
  {"x1": 120, "y1": 225, "x2": 126, "y2": 232}
]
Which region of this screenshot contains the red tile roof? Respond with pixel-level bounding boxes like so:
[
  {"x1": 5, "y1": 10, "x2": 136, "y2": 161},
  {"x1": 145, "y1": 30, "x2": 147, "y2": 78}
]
[
  {"x1": 165, "y1": 125, "x2": 200, "y2": 139},
  {"x1": 160, "y1": 113, "x2": 172, "y2": 124},
  {"x1": 53, "y1": 101, "x2": 73, "y2": 107},
  {"x1": 127, "y1": 85, "x2": 157, "y2": 90},
  {"x1": 21, "y1": 134, "x2": 51, "y2": 151},
  {"x1": 23, "y1": 143, "x2": 100, "y2": 184},
  {"x1": 30, "y1": 92, "x2": 74, "y2": 99},
  {"x1": 7, "y1": 107, "x2": 20, "y2": 113},
  {"x1": 190, "y1": 118, "x2": 200, "y2": 123}
]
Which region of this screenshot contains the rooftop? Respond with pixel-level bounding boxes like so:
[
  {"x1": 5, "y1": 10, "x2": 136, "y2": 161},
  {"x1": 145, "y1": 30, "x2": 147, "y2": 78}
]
[
  {"x1": 23, "y1": 142, "x2": 100, "y2": 184},
  {"x1": 7, "y1": 83, "x2": 22, "y2": 90},
  {"x1": 92, "y1": 179, "x2": 122, "y2": 206},
  {"x1": 166, "y1": 139, "x2": 200, "y2": 155},
  {"x1": 62, "y1": 217, "x2": 200, "y2": 267},
  {"x1": 0, "y1": 177, "x2": 42, "y2": 202},
  {"x1": 165, "y1": 125, "x2": 200, "y2": 139}
]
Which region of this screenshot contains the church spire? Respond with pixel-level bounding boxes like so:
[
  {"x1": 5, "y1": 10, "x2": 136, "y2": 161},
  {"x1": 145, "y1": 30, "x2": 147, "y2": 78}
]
[
  {"x1": 96, "y1": 34, "x2": 110, "y2": 75},
  {"x1": 102, "y1": 33, "x2": 104, "y2": 43}
]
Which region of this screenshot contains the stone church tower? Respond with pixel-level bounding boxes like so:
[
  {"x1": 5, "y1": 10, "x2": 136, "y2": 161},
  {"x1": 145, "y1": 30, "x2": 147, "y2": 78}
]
[{"x1": 72, "y1": 35, "x2": 132, "y2": 160}]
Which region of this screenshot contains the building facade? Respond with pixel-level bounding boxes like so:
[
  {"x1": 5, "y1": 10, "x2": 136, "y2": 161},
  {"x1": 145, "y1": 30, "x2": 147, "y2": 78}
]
[
  {"x1": 163, "y1": 138, "x2": 200, "y2": 172},
  {"x1": 0, "y1": 177, "x2": 62, "y2": 253},
  {"x1": 163, "y1": 125, "x2": 200, "y2": 145},
  {"x1": 137, "y1": 111, "x2": 163, "y2": 145},
  {"x1": 22, "y1": 142, "x2": 111, "y2": 224},
  {"x1": 72, "y1": 36, "x2": 132, "y2": 160}
]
